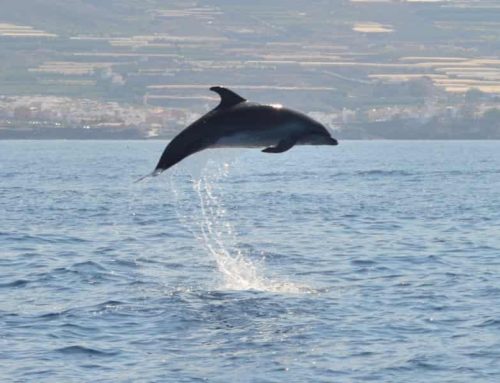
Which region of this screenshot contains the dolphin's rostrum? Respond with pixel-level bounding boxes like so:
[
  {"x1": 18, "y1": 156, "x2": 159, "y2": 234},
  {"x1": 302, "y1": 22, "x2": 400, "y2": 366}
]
[{"x1": 149, "y1": 86, "x2": 338, "y2": 175}]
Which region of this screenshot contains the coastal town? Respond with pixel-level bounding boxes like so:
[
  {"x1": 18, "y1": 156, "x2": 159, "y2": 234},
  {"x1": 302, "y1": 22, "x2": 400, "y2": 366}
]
[{"x1": 1, "y1": 0, "x2": 499, "y2": 139}]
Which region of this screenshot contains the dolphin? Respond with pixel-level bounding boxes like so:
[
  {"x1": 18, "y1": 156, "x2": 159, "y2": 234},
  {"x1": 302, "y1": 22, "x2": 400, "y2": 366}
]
[{"x1": 145, "y1": 86, "x2": 338, "y2": 176}]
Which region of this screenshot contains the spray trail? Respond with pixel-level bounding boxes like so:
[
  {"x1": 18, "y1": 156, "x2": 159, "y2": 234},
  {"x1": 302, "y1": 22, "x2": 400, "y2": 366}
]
[{"x1": 171, "y1": 156, "x2": 312, "y2": 293}]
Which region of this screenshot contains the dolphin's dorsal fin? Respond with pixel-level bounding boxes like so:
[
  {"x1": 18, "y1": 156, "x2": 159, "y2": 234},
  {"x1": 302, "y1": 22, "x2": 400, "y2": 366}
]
[{"x1": 210, "y1": 86, "x2": 246, "y2": 110}]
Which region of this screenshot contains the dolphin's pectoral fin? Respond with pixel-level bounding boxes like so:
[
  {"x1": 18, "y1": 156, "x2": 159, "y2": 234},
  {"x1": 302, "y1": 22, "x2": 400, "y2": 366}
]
[{"x1": 262, "y1": 136, "x2": 298, "y2": 153}]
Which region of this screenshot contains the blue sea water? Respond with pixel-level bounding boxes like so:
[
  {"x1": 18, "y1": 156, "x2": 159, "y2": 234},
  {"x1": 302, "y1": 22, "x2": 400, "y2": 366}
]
[{"x1": 0, "y1": 140, "x2": 499, "y2": 382}]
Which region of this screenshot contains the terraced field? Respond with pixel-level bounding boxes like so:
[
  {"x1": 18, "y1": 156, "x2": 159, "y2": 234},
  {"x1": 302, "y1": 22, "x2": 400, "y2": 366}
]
[{"x1": 0, "y1": 0, "x2": 499, "y2": 138}]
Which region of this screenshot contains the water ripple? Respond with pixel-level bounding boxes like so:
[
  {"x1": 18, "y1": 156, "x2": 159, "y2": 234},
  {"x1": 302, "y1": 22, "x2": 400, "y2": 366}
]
[
  {"x1": 54, "y1": 345, "x2": 119, "y2": 357},
  {"x1": 1, "y1": 141, "x2": 499, "y2": 382}
]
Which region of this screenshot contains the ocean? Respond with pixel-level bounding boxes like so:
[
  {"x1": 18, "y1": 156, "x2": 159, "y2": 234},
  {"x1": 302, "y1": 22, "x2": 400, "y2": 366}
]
[{"x1": 1, "y1": 140, "x2": 499, "y2": 382}]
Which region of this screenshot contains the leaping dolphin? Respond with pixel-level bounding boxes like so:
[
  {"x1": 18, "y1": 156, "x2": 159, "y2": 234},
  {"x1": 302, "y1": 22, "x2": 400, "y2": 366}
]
[{"x1": 145, "y1": 86, "x2": 338, "y2": 176}]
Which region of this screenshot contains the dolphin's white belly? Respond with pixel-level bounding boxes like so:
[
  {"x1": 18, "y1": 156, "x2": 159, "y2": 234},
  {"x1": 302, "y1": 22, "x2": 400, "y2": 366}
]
[{"x1": 211, "y1": 126, "x2": 302, "y2": 148}]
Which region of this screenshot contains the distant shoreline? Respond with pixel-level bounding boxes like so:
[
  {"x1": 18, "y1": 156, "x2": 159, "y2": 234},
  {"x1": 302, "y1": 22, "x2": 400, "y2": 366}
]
[{"x1": 2, "y1": 138, "x2": 500, "y2": 141}]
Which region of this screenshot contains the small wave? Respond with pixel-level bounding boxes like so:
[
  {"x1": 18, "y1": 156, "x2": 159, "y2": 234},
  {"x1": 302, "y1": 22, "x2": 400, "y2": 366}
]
[
  {"x1": 55, "y1": 345, "x2": 118, "y2": 357},
  {"x1": 0, "y1": 279, "x2": 29, "y2": 288},
  {"x1": 38, "y1": 309, "x2": 72, "y2": 320},
  {"x1": 406, "y1": 358, "x2": 444, "y2": 371},
  {"x1": 356, "y1": 169, "x2": 414, "y2": 177},
  {"x1": 475, "y1": 318, "x2": 500, "y2": 328},
  {"x1": 30, "y1": 262, "x2": 118, "y2": 286},
  {"x1": 348, "y1": 169, "x2": 500, "y2": 178},
  {"x1": 1, "y1": 233, "x2": 89, "y2": 244},
  {"x1": 429, "y1": 169, "x2": 500, "y2": 176},
  {"x1": 93, "y1": 300, "x2": 125, "y2": 309},
  {"x1": 71, "y1": 261, "x2": 107, "y2": 272},
  {"x1": 350, "y1": 259, "x2": 377, "y2": 266},
  {"x1": 38, "y1": 300, "x2": 124, "y2": 320}
]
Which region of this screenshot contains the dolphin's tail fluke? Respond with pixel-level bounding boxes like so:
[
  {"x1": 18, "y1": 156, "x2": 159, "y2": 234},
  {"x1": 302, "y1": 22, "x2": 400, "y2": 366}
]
[{"x1": 134, "y1": 169, "x2": 164, "y2": 183}]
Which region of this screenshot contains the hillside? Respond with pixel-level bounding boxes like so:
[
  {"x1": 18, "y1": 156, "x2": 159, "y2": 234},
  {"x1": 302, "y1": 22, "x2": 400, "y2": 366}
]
[{"x1": 0, "y1": 0, "x2": 499, "y2": 138}]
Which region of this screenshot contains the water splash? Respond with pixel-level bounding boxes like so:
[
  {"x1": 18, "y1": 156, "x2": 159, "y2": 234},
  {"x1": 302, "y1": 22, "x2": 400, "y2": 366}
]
[{"x1": 170, "y1": 152, "x2": 312, "y2": 294}]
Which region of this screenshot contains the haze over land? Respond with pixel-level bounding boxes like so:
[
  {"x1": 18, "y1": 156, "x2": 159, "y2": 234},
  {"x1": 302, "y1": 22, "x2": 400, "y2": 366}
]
[{"x1": 1, "y1": 0, "x2": 499, "y2": 139}]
